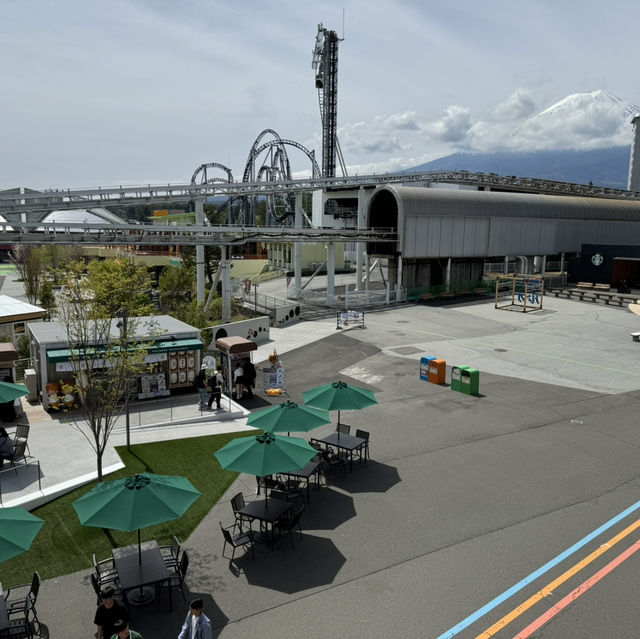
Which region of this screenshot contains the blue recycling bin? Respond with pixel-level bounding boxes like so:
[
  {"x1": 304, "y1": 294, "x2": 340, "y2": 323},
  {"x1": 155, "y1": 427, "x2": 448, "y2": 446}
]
[{"x1": 420, "y1": 356, "x2": 436, "y2": 381}]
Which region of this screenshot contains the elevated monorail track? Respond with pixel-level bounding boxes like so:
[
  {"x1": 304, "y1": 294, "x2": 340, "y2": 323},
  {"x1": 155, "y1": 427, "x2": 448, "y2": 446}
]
[
  {"x1": 0, "y1": 222, "x2": 396, "y2": 247},
  {"x1": 2, "y1": 170, "x2": 639, "y2": 216}
]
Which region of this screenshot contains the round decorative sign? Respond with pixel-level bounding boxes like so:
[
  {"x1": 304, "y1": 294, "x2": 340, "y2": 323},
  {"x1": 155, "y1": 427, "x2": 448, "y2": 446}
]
[{"x1": 591, "y1": 253, "x2": 604, "y2": 266}]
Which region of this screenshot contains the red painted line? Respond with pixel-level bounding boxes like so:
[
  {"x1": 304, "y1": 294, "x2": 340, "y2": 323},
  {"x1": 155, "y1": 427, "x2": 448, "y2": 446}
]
[{"x1": 513, "y1": 537, "x2": 640, "y2": 639}]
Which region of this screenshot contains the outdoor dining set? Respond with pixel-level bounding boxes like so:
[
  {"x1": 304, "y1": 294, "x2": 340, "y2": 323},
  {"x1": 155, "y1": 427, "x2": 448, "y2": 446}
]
[
  {"x1": 214, "y1": 380, "x2": 377, "y2": 562},
  {"x1": 0, "y1": 379, "x2": 377, "y2": 633}
]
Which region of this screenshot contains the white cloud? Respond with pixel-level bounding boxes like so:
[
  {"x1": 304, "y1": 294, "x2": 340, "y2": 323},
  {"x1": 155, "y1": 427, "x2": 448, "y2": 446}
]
[
  {"x1": 492, "y1": 89, "x2": 538, "y2": 121},
  {"x1": 420, "y1": 106, "x2": 473, "y2": 144}
]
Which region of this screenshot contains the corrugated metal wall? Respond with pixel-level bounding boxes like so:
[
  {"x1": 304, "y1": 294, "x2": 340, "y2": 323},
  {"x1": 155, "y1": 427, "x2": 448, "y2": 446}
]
[{"x1": 368, "y1": 185, "x2": 640, "y2": 259}]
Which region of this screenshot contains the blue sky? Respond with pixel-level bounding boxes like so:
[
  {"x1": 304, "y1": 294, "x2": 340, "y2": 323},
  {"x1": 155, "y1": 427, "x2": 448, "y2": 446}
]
[{"x1": 1, "y1": 0, "x2": 638, "y2": 189}]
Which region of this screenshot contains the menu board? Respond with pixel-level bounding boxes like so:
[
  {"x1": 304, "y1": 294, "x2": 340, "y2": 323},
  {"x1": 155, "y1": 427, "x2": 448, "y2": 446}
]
[
  {"x1": 167, "y1": 350, "x2": 198, "y2": 387},
  {"x1": 138, "y1": 373, "x2": 170, "y2": 399}
]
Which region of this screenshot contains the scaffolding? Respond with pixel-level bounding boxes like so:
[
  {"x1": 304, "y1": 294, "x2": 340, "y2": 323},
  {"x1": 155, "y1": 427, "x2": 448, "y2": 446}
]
[{"x1": 495, "y1": 275, "x2": 544, "y2": 312}]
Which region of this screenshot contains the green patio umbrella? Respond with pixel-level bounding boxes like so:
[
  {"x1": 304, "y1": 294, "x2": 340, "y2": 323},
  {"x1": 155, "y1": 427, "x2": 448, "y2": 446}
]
[
  {"x1": 303, "y1": 380, "x2": 378, "y2": 436},
  {"x1": 0, "y1": 506, "x2": 45, "y2": 563},
  {"x1": 246, "y1": 400, "x2": 331, "y2": 434},
  {"x1": 214, "y1": 432, "x2": 317, "y2": 505},
  {"x1": 72, "y1": 473, "x2": 201, "y2": 564},
  {"x1": 0, "y1": 381, "x2": 30, "y2": 404}
]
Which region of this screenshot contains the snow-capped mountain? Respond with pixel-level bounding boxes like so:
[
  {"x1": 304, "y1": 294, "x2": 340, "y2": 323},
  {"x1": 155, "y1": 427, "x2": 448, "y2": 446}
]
[
  {"x1": 539, "y1": 89, "x2": 640, "y2": 120},
  {"x1": 407, "y1": 90, "x2": 639, "y2": 188},
  {"x1": 408, "y1": 147, "x2": 631, "y2": 189}
]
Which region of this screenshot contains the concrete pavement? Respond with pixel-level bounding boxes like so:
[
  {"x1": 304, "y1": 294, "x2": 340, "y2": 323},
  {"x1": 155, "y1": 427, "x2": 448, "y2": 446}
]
[{"x1": 5, "y1": 284, "x2": 640, "y2": 638}]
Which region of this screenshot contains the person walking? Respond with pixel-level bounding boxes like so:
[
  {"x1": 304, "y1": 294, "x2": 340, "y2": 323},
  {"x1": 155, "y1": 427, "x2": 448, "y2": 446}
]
[
  {"x1": 93, "y1": 586, "x2": 129, "y2": 639},
  {"x1": 193, "y1": 369, "x2": 208, "y2": 409},
  {"x1": 111, "y1": 618, "x2": 142, "y2": 639},
  {"x1": 177, "y1": 598, "x2": 212, "y2": 639},
  {"x1": 207, "y1": 369, "x2": 223, "y2": 410}
]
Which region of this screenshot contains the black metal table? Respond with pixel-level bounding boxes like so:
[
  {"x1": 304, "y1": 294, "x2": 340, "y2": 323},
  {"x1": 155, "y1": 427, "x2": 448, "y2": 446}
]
[
  {"x1": 279, "y1": 459, "x2": 321, "y2": 502},
  {"x1": 311, "y1": 432, "x2": 366, "y2": 471},
  {"x1": 112, "y1": 540, "x2": 171, "y2": 607},
  {"x1": 237, "y1": 498, "x2": 293, "y2": 546}
]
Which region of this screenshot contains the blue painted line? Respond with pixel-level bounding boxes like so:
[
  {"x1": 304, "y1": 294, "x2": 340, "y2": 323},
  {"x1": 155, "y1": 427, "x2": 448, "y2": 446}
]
[{"x1": 436, "y1": 498, "x2": 640, "y2": 639}]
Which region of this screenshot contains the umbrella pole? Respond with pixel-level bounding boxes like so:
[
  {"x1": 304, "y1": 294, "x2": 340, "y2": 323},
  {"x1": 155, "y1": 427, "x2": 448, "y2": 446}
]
[
  {"x1": 337, "y1": 410, "x2": 341, "y2": 440},
  {"x1": 138, "y1": 529, "x2": 142, "y2": 564}
]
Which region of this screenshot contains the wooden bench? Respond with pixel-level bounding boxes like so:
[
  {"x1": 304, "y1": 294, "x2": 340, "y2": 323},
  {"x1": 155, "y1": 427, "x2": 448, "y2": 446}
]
[
  {"x1": 631, "y1": 332, "x2": 640, "y2": 342},
  {"x1": 577, "y1": 282, "x2": 594, "y2": 289},
  {"x1": 594, "y1": 283, "x2": 611, "y2": 291}
]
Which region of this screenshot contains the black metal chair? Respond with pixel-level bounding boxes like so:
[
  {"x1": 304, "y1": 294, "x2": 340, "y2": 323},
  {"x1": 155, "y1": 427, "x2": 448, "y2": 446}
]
[
  {"x1": 355, "y1": 429, "x2": 370, "y2": 462},
  {"x1": 273, "y1": 510, "x2": 304, "y2": 548},
  {"x1": 9, "y1": 440, "x2": 28, "y2": 474},
  {"x1": 92, "y1": 553, "x2": 118, "y2": 587},
  {"x1": 13, "y1": 423, "x2": 30, "y2": 455},
  {"x1": 4, "y1": 571, "x2": 41, "y2": 630},
  {"x1": 5, "y1": 599, "x2": 36, "y2": 638},
  {"x1": 319, "y1": 448, "x2": 347, "y2": 484},
  {"x1": 159, "y1": 535, "x2": 181, "y2": 570},
  {"x1": 219, "y1": 520, "x2": 254, "y2": 561},
  {"x1": 230, "y1": 492, "x2": 252, "y2": 531},
  {"x1": 256, "y1": 475, "x2": 279, "y2": 496},
  {"x1": 157, "y1": 549, "x2": 189, "y2": 610},
  {"x1": 336, "y1": 422, "x2": 351, "y2": 435}
]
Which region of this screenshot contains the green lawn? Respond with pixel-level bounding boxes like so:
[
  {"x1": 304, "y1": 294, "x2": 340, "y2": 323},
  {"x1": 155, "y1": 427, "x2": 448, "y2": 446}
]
[{"x1": 0, "y1": 430, "x2": 255, "y2": 587}]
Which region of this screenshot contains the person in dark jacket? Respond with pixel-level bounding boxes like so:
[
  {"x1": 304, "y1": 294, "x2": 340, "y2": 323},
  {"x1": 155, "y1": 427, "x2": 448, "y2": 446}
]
[
  {"x1": 242, "y1": 358, "x2": 257, "y2": 398},
  {"x1": 193, "y1": 370, "x2": 208, "y2": 408}
]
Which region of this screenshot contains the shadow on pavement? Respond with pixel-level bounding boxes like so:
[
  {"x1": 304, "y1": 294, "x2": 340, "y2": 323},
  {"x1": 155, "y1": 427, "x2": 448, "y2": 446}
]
[
  {"x1": 329, "y1": 460, "x2": 402, "y2": 494},
  {"x1": 234, "y1": 534, "x2": 346, "y2": 594},
  {"x1": 303, "y1": 488, "x2": 356, "y2": 531}
]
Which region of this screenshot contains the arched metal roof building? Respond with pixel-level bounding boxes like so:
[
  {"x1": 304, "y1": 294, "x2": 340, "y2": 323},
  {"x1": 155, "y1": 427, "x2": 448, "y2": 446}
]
[{"x1": 366, "y1": 185, "x2": 640, "y2": 289}]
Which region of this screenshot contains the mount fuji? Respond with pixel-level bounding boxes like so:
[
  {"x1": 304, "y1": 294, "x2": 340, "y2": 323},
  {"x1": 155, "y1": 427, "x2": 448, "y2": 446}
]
[{"x1": 408, "y1": 90, "x2": 639, "y2": 189}]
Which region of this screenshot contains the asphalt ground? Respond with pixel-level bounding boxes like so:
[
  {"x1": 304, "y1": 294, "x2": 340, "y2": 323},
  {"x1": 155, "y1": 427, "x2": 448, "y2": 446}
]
[{"x1": 5, "y1": 291, "x2": 640, "y2": 638}]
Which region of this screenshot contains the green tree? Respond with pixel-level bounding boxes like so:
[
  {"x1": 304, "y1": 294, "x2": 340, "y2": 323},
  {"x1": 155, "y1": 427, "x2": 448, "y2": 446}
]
[
  {"x1": 39, "y1": 279, "x2": 56, "y2": 321},
  {"x1": 10, "y1": 245, "x2": 45, "y2": 305},
  {"x1": 84, "y1": 259, "x2": 153, "y2": 319},
  {"x1": 157, "y1": 264, "x2": 194, "y2": 316},
  {"x1": 57, "y1": 264, "x2": 155, "y2": 480}
]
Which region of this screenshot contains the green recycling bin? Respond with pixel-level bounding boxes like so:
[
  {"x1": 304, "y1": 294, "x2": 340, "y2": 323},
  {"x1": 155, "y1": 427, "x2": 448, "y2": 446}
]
[
  {"x1": 451, "y1": 365, "x2": 467, "y2": 392},
  {"x1": 460, "y1": 367, "x2": 479, "y2": 395}
]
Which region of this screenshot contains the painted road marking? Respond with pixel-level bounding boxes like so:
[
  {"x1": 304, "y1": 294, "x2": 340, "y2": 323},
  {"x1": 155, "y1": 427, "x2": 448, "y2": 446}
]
[
  {"x1": 435, "y1": 498, "x2": 640, "y2": 639},
  {"x1": 513, "y1": 536, "x2": 640, "y2": 638},
  {"x1": 474, "y1": 516, "x2": 640, "y2": 637}
]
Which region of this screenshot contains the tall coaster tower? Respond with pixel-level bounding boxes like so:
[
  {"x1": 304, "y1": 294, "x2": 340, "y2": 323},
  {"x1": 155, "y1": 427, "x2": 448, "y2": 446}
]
[{"x1": 312, "y1": 23, "x2": 346, "y2": 177}]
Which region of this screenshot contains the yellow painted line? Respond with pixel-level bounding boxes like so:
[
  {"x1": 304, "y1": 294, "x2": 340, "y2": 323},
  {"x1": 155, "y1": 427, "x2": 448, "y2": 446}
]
[{"x1": 473, "y1": 516, "x2": 640, "y2": 638}]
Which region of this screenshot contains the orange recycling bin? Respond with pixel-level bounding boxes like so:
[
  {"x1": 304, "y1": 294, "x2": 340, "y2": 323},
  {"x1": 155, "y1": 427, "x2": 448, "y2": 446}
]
[{"x1": 428, "y1": 358, "x2": 446, "y2": 384}]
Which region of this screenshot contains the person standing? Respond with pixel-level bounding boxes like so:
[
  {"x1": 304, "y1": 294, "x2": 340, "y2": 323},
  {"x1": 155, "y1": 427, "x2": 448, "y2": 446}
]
[
  {"x1": 242, "y1": 358, "x2": 257, "y2": 399},
  {"x1": 177, "y1": 598, "x2": 212, "y2": 639},
  {"x1": 207, "y1": 369, "x2": 223, "y2": 410},
  {"x1": 193, "y1": 369, "x2": 208, "y2": 408},
  {"x1": 93, "y1": 587, "x2": 129, "y2": 639},
  {"x1": 233, "y1": 361, "x2": 245, "y2": 399},
  {"x1": 0, "y1": 426, "x2": 15, "y2": 468},
  {"x1": 111, "y1": 619, "x2": 142, "y2": 639}
]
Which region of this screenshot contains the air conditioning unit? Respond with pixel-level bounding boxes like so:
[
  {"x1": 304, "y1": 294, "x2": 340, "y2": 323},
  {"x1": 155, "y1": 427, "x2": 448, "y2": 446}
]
[{"x1": 23, "y1": 368, "x2": 38, "y2": 402}]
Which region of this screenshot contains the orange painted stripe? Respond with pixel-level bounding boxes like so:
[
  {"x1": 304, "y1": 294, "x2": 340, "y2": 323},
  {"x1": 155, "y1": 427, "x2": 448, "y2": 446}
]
[
  {"x1": 474, "y1": 517, "x2": 640, "y2": 638},
  {"x1": 513, "y1": 536, "x2": 640, "y2": 638}
]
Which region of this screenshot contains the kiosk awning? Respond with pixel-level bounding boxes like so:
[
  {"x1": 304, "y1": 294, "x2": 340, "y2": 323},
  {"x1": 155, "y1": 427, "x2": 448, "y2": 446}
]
[
  {"x1": 214, "y1": 336, "x2": 258, "y2": 354},
  {"x1": 47, "y1": 338, "x2": 203, "y2": 363}
]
